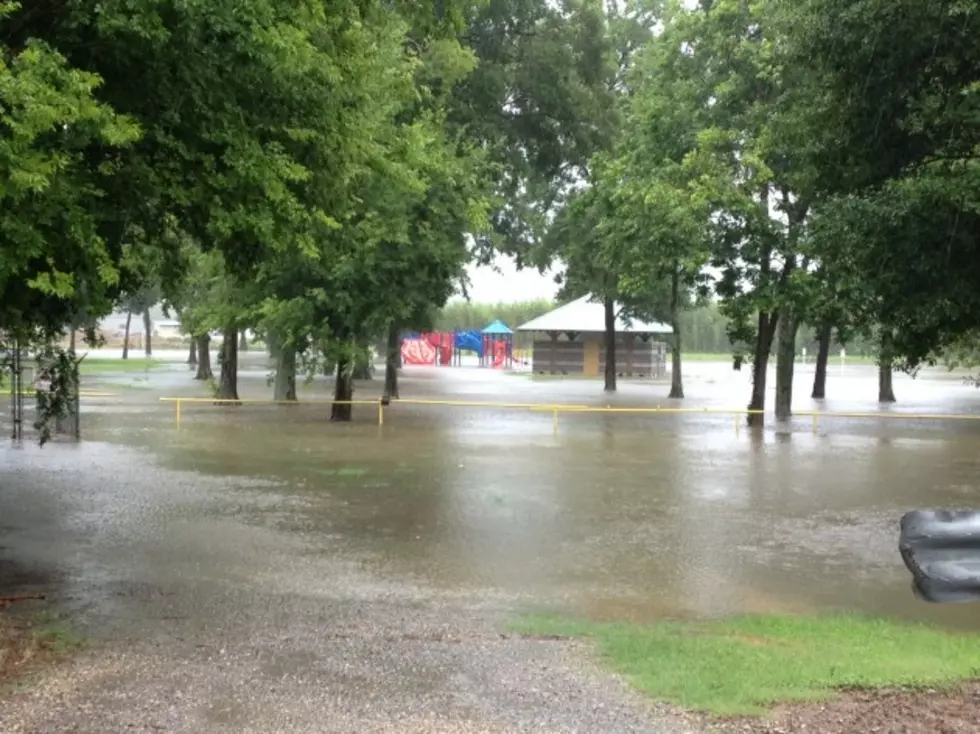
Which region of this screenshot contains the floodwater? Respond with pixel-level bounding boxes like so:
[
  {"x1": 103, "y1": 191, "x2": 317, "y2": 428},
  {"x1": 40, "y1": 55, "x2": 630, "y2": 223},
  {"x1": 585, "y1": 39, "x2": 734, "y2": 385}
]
[{"x1": 6, "y1": 352, "x2": 980, "y2": 634}]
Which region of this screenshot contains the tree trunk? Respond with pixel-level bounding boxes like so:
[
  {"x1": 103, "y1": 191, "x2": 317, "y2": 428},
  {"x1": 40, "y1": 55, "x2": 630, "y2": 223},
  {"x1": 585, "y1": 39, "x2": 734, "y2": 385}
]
[
  {"x1": 878, "y1": 332, "x2": 896, "y2": 402},
  {"x1": 267, "y1": 331, "x2": 281, "y2": 360},
  {"x1": 811, "y1": 322, "x2": 832, "y2": 399},
  {"x1": 239, "y1": 331, "x2": 248, "y2": 353},
  {"x1": 187, "y1": 339, "x2": 198, "y2": 366},
  {"x1": 878, "y1": 362, "x2": 896, "y2": 403},
  {"x1": 668, "y1": 266, "x2": 684, "y2": 399},
  {"x1": 331, "y1": 355, "x2": 353, "y2": 421},
  {"x1": 774, "y1": 307, "x2": 798, "y2": 421},
  {"x1": 143, "y1": 308, "x2": 152, "y2": 356},
  {"x1": 747, "y1": 312, "x2": 778, "y2": 426},
  {"x1": 122, "y1": 311, "x2": 132, "y2": 359},
  {"x1": 353, "y1": 344, "x2": 373, "y2": 380},
  {"x1": 384, "y1": 324, "x2": 401, "y2": 400},
  {"x1": 217, "y1": 328, "x2": 239, "y2": 400},
  {"x1": 194, "y1": 335, "x2": 213, "y2": 380},
  {"x1": 603, "y1": 296, "x2": 616, "y2": 392},
  {"x1": 273, "y1": 344, "x2": 297, "y2": 401}
]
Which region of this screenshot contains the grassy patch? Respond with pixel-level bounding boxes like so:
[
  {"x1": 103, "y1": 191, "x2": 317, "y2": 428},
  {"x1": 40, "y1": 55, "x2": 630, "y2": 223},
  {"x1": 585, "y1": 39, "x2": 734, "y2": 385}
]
[
  {"x1": 1, "y1": 610, "x2": 84, "y2": 684},
  {"x1": 511, "y1": 613, "x2": 980, "y2": 716},
  {"x1": 78, "y1": 357, "x2": 162, "y2": 374},
  {"x1": 32, "y1": 612, "x2": 85, "y2": 654}
]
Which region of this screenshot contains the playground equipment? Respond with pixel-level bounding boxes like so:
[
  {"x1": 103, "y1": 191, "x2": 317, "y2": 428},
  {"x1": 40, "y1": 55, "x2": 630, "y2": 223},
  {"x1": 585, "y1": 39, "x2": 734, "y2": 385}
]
[
  {"x1": 401, "y1": 332, "x2": 453, "y2": 366},
  {"x1": 400, "y1": 320, "x2": 522, "y2": 368},
  {"x1": 453, "y1": 330, "x2": 483, "y2": 363},
  {"x1": 479, "y1": 320, "x2": 513, "y2": 368},
  {"x1": 400, "y1": 336, "x2": 437, "y2": 365},
  {"x1": 423, "y1": 332, "x2": 453, "y2": 365}
]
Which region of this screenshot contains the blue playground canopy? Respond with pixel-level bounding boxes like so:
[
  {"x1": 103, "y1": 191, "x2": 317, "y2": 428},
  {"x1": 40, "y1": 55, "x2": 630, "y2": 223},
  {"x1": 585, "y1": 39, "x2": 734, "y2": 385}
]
[{"x1": 481, "y1": 319, "x2": 513, "y2": 335}]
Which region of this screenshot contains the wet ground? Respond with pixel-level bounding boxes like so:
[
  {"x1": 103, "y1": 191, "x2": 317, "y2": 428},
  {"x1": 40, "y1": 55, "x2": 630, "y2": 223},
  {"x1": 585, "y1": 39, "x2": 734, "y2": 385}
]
[{"x1": 3, "y1": 351, "x2": 980, "y2": 731}]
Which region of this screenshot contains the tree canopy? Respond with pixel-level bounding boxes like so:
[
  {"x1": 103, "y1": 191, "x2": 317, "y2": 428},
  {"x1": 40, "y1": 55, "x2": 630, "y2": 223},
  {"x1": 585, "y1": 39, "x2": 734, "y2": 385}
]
[{"x1": 3, "y1": 0, "x2": 978, "y2": 433}]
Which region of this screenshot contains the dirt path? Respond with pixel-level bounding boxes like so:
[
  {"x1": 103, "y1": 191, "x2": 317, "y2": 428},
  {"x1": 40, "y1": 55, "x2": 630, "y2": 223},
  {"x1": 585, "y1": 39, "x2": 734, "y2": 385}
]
[{"x1": 0, "y1": 441, "x2": 700, "y2": 733}]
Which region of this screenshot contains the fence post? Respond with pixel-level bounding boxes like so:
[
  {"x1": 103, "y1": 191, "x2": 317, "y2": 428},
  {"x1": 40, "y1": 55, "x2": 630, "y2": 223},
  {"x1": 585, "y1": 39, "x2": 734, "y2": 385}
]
[
  {"x1": 175, "y1": 399, "x2": 182, "y2": 426},
  {"x1": 377, "y1": 399, "x2": 384, "y2": 426}
]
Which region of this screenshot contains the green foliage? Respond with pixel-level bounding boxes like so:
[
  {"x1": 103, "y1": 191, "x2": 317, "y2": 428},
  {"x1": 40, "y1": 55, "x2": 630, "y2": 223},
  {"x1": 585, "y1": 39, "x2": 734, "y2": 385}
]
[
  {"x1": 593, "y1": 4, "x2": 715, "y2": 332},
  {"x1": 247, "y1": 29, "x2": 493, "y2": 381},
  {"x1": 784, "y1": 0, "x2": 980, "y2": 366},
  {"x1": 451, "y1": 0, "x2": 628, "y2": 263},
  {"x1": 0, "y1": 5, "x2": 140, "y2": 342},
  {"x1": 31, "y1": 347, "x2": 81, "y2": 445}
]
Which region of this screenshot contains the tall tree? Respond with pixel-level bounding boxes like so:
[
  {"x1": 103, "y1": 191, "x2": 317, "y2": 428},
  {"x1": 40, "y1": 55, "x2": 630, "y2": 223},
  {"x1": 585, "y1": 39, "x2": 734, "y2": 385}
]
[
  {"x1": 600, "y1": 12, "x2": 716, "y2": 400},
  {"x1": 642, "y1": 0, "x2": 821, "y2": 424},
  {"x1": 785, "y1": 0, "x2": 980, "y2": 367},
  {"x1": 546, "y1": 186, "x2": 623, "y2": 391}
]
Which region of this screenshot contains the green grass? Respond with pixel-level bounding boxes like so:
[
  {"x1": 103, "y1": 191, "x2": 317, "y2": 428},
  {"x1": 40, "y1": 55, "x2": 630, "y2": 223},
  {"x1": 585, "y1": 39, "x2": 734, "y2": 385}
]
[
  {"x1": 78, "y1": 357, "x2": 163, "y2": 374},
  {"x1": 32, "y1": 612, "x2": 85, "y2": 654},
  {"x1": 511, "y1": 613, "x2": 980, "y2": 716}
]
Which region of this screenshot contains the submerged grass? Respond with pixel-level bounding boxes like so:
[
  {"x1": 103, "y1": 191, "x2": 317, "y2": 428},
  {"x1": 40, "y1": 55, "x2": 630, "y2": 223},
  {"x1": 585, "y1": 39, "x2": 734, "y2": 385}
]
[
  {"x1": 511, "y1": 613, "x2": 980, "y2": 716},
  {"x1": 78, "y1": 358, "x2": 162, "y2": 374},
  {"x1": 681, "y1": 352, "x2": 877, "y2": 364}
]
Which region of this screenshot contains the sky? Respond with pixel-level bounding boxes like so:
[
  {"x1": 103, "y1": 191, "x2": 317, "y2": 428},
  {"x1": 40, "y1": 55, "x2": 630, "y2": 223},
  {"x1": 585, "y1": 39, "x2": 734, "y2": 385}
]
[{"x1": 455, "y1": 254, "x2": 561, "y2": 303}]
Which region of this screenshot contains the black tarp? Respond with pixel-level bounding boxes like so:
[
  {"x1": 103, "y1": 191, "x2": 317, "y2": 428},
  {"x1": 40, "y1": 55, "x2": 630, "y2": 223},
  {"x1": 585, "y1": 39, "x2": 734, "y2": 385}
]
[{"x1": 899, "y1": 510, "x2": 980, "y2": 603}]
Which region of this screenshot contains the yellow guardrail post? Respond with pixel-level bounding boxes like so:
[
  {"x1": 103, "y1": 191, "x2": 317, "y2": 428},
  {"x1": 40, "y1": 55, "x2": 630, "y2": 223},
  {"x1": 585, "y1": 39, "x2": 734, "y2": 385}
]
[
  {"x1": 175, "y1": 398, "x2": 182, "y2": 426},
  {"x1": 377, "y1": 398, "x2": 384, "y2": 426}
]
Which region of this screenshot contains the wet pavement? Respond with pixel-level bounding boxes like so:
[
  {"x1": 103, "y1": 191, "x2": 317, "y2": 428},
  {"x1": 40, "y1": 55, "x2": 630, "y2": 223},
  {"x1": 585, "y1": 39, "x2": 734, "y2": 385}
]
[{"x1": 3, "y1": 352, "x2": 980, "y2": 731}]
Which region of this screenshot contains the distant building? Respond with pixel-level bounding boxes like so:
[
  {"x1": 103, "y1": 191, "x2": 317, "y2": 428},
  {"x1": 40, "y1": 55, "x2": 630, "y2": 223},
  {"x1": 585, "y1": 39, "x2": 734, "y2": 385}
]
[
  {"x1": 154, "y1": 319, "x2": 182, "y2": 340},
  {"x1": 517, "y1": 295, "x2": 670, "y2": 378},
  {"x1": 95, "y1": 306, "x2": 182, "y2": 345}
]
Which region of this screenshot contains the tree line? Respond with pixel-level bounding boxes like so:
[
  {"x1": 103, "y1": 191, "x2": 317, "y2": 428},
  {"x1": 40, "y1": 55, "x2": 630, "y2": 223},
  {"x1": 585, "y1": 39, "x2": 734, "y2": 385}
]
[{"x1": 1, "y1": 0, "x2": 977, "y2": 438}]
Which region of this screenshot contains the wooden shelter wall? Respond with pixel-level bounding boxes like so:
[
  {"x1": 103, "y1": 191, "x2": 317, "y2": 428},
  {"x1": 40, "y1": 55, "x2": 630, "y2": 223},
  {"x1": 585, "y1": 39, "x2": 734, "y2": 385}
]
[{"x1": 530, "y1": 334, "x2": 667, "y2": 377}]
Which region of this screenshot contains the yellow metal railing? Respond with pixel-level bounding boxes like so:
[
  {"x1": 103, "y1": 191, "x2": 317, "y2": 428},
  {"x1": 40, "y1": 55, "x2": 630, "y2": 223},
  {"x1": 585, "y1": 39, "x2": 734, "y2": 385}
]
[
  {"x1": 158, "y1": 397, "x2": 385, "y2": 426},
  {"x1": 158, "y1": 396, "x2": 980, "y2": 434}
]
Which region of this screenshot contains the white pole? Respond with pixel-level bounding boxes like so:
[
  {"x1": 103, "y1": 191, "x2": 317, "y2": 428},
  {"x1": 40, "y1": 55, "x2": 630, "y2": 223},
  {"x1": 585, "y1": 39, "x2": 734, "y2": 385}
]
[{"x1": 840, "y1": 348, "x2": 846, "y2": 374}]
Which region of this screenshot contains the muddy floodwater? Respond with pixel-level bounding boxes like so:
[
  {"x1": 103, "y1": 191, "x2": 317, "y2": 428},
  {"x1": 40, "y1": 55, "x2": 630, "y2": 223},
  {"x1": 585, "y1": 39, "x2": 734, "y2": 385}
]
[
  {"x1": 7, "y1": 354, "x2": 980, "y2": 630},
  {"x1": 4, "y1": 354, "x2": 980, "y2": 731}
]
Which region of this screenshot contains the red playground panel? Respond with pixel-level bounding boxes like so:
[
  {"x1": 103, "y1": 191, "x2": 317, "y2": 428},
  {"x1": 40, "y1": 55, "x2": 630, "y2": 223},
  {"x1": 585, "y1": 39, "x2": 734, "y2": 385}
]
[
  {"x1": 421, "y1": 332, "x2": 453, "y2": 366},
  {"x1": 492, "y1": 340, "x2": 507, "y2": 368},
  {"x1": 401, "y1": 338, "x2": 437, "y2": 365}
]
